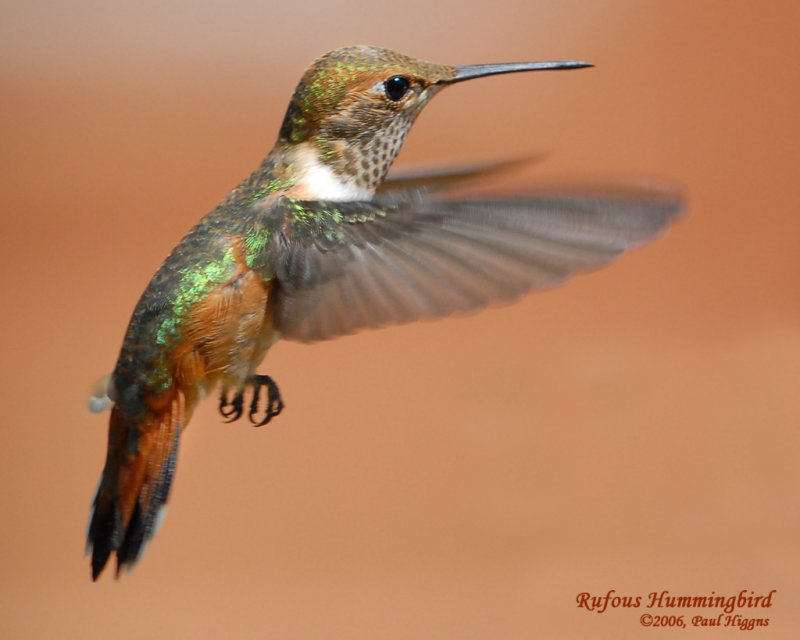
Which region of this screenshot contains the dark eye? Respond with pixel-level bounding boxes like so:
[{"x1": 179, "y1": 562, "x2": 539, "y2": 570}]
[{"x1": 384, "y1": 75, "x2": 411, "y2": 101}]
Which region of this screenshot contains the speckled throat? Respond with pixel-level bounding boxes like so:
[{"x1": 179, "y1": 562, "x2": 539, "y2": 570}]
[{"x1": 312, "y1": 107, "x2": 419, "y2": 193}]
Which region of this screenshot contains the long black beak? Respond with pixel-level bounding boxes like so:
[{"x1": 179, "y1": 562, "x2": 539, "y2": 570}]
[{"x1": 448, "y1": 60, "x2": 592, "y2": 83}]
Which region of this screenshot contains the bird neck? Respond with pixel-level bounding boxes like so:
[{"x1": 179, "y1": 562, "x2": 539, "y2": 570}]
[{"x1": 279, "y1": 140, "x2": 377, "y2": 201}]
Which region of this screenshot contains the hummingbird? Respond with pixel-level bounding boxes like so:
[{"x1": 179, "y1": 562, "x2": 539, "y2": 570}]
[{"x1": 86, "y1": 45, "x2": 681, "y2": 579}]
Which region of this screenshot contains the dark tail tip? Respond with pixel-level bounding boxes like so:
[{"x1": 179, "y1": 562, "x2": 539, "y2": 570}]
[
  {"x1": 87, "y1": 432, "x2": 179, "y2": 580},
  {"x1": 88, "y1": 492, "x2": 167, "y2": 580},
  {"x1": 87, "y1": 396, "x2": 183, "y2": 580},
  {"x1": 88, "y1": 493, "x2": 119, "y2": 580},
  {"x1": 91, "y1": 552, "x2": 109, "y2": 581}
]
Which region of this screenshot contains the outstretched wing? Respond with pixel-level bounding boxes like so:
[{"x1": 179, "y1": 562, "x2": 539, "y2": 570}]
[{"x1": 266, "y1": 188, "x2": 682, "y2": 343}]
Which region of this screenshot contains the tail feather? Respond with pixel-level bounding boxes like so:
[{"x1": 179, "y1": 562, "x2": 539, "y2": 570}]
[{"x1": 88, "y1": 390, "x2": 185, "y2": 580}]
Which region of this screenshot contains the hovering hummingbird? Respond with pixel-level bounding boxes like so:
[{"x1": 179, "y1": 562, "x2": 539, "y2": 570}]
[{"x1": 87, "y1": 45, "x2": 681, "y2": 579}]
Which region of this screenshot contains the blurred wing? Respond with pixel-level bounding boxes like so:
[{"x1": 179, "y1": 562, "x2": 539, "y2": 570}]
[{"x1": 267, "y1": 190, "x2": 682, "y2": 343}]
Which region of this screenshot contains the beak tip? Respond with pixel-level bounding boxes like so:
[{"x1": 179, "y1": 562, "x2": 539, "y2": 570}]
[{"x1": 451, "y1": 59, "x2": 596, "y2": 82}]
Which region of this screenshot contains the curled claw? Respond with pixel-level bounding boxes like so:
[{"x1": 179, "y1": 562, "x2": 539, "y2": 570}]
[
  {"x1": 218, "y1": 375, "x2": 284, "y2": 427},
  {"x1": 247, "y1": 375, "x2": 284, "y2": 427},
  {"x1": 219, "y1": 389, "x2": 244, "y2": 423}
]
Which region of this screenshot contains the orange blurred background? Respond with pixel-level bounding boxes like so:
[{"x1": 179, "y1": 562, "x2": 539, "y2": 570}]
[{"x1": 2, "y1": 1, "x2": 799, "y2": 638}]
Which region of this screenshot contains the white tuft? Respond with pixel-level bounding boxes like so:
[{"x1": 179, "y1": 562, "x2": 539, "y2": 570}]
[
  {"x1": 88, "y1": 395, "x2": 113, "y2": 413},
  {"x1": 88, "y1": 373, "x2": 114, "y2": 413},
  {"x1": 293, "y1": 144, "x2": 374, "y2": 201}
]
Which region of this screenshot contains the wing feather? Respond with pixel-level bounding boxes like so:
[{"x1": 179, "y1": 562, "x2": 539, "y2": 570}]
[{"x1": 267, "y1": 189, "x2": 682, "y2": 342}]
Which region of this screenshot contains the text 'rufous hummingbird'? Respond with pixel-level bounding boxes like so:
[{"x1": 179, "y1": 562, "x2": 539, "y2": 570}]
[{"x1": 86, "y1": 45, "x2": 682, "y2": 579}]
